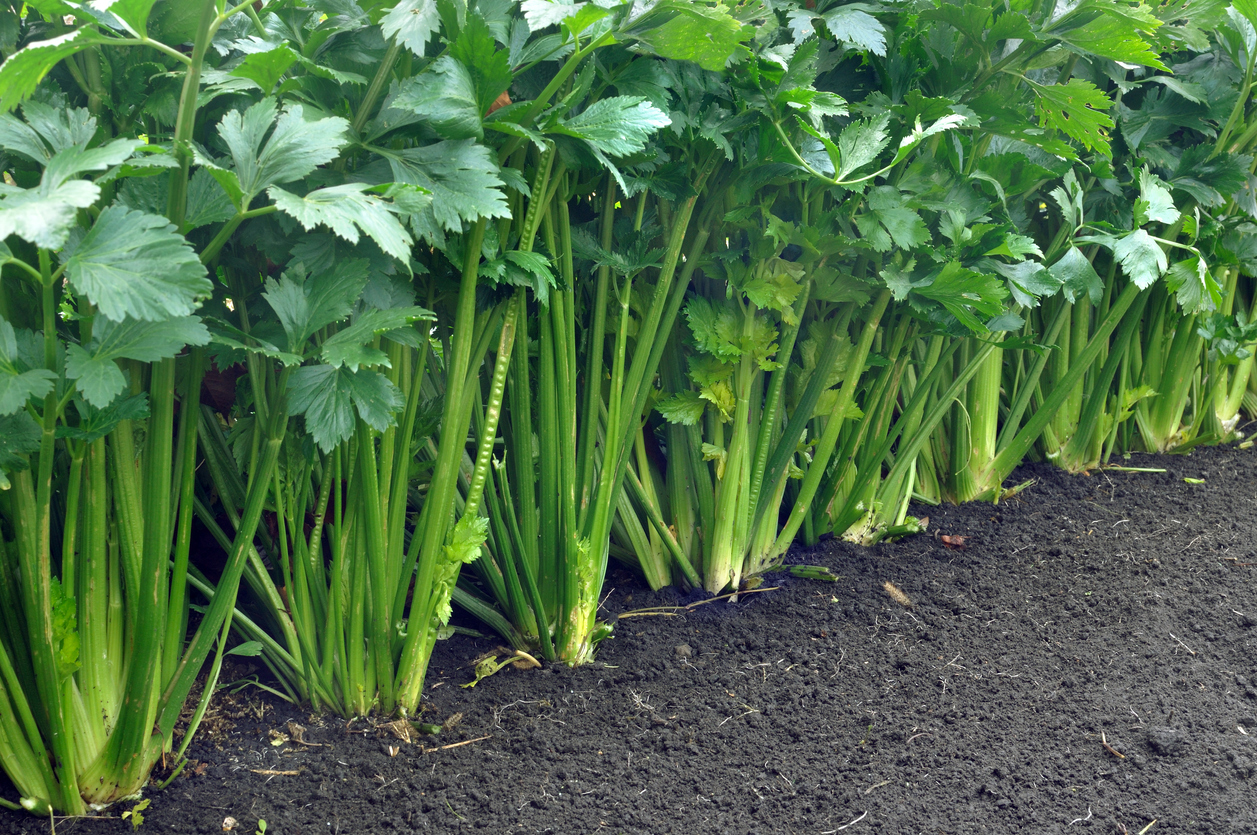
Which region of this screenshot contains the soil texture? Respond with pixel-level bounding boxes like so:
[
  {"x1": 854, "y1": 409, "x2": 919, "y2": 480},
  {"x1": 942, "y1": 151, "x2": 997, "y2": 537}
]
[{"x1": 4, "y1": 445, "x2": 1257, "y2": 835}]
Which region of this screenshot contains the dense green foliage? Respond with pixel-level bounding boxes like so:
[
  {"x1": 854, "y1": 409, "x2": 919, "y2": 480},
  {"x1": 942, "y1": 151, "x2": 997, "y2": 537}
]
[{"x1": 1, "y1": 0, "x2": 1256, "y2": 816}]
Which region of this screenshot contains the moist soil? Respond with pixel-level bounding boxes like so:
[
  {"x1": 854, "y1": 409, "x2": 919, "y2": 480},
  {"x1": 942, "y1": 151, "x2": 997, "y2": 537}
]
[{"x1": 4, "y1": 445, "x2": 1257, "y2": 835}]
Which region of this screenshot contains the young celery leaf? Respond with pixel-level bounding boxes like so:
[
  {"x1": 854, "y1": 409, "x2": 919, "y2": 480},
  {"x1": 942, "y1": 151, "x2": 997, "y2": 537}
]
[
  {"x1": 393, "y1": 57, "x2": 483, "y2": 140},
  {"x1": 655, "y1": 389, "x2": 707, "y2": 425},
  {"x1": 743, "y1": 268, "x2": 803, "y2": 323},
  {"x1": 320, "y1": 306, "x2": 437, "y2": 371},
  {"x1": 1111, "y1": 229, "x2": 1168, "y2": 289},
  {"x1": 450, "y1": 14, "x2": 512, "y2": 117},
  {"x1": 1030, "y1": 79, "x2": 1114, "y2": 158},
  {"x1": 376, "y1": 139, "x2": 509, "y2": 232},
  {"x1": 116, "y1": 169, "x2": 235, "y2": 231},
  {"x1": 13, "y1": 100, "x2": 99, "y2": 156},
  {"x1": 521, "y1": 0, "x2": 585, "y2": 32},
  {"x1": 556, "y1": 97, "x2": 671, "y2": 157},
  {"x1": 98, "y1": 0, "x2": 163, "y2": 37},
  {"x1": 0, "y1": 112, "x2": 53, "y2": 164},
  {"x1": 63, "y1": 206, "x2": 209, "y2": 322},
  {"x1": 685, "y1": 296, "x2": 743, "y2": 363},
  {"x1": 835, "y1": 113, "x2": 891, "y2": 181},
  {"x1": 382, "y1": 0, "x2": 442, "y2": 56},
  {"x1": 821, "y1": 5, "x2": 887, "y2": 56},
  {"x1": 263, "y1": 260, "x2": 370, "y2": 353},
  {"x1": 432, "y1": 514, "x2": 490, "y2": 627},
  {"x1": 1047, "y1": 246, "x2": 1104, "y2": 304},
  {"x1": 1134, "y1": 167, "x2": 1180, "y2": 227},
  {"x1": 49, "y1": 576, "x2": 79, "y2": 679},
  {"x1": 1197, "y1": 309, "x2": 1257, "y2": 361},
  {"x1": 1052, "y1": 14, "x2": 1167, "y2": 71},
  {"x1": 268, "y1": 183, "x2": 415, "y2": 264},
  {"x1": 288, "y1": 364, "x2": 405, "y2": 452},
  {"x1": 229, "y1": 45, "x2": 300, "y2": 94},
  {"x1": 1166, "y1": 256, "x2": 1220, "y2": 312},
  {"x1": 0, "y1": 29, "x2": 93, "y2": 113},
  {"x1": 0, "y1": 136, "x2": 144, "y2": 250},
  {"x1": 854, "y1": 186, "x2": 929, "y2": 252},
  {"x1": 0, "y1": 411, "x2": 41, "y2": 489},
  {"x1": 620, "y1": 0, "x2": 749, "y2": 71},
  {"x1": 205, "y1": 99, "x2": 348, "y2": 208},
  {"x1": 913, "y1": 262, "x2": 1008, "y2": 333},
  {"x1": 989, "y1": 260, "x2": 1061, "y2": 308},
  {"x1": 0, "y1": 318, "x2": 57, "y2": 415},
  {"x1": 479, "y1": 250, "x2": 558, "y2": 305},
  {"x1": 58, "y1": 394, "x2": 150, "y2": 443},
  {"x1": 555, "y1": 96, "x2": 670, "y2": 191},
  {"x1": 64, "y1": 315, "x2": 211, "y2": 407}
]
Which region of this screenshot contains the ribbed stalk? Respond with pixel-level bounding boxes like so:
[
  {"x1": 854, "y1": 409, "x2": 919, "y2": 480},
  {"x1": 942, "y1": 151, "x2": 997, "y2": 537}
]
[
  {"x1": 393, "y1": 219, "x2": 487, "y2": 711},
  {"x1": 769, "y1": 290, "x2": 891, "y2": 560},
  {"x1": 1058, "y1": 289, "x2": 1152, "y2": 470}
]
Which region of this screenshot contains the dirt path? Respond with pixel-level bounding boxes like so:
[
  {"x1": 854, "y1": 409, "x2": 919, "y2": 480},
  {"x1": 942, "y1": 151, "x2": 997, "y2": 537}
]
[{"x1": 4, "y1": 445, "x2": 1256, "y2": 835}]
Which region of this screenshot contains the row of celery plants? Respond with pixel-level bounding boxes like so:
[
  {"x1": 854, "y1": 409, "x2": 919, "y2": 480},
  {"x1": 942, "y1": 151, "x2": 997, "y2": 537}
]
[{"x1": 6, "y1": 0, "x2": 1257, "y2": 817}]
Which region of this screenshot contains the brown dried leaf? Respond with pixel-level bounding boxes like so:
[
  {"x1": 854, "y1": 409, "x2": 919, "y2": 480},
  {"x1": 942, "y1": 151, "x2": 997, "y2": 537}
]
[{"x1": 488, "y1": 90, "x2": 511, "y2": 114}]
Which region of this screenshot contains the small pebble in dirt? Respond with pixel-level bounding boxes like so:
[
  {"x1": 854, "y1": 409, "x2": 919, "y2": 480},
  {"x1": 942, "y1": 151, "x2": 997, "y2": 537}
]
[
  {"x1": 1146, "y1": 726, "x2": 1186, "y2": 756},
  {"x1": 675, "y1": 644, "x2": 693, "y2": 659}
]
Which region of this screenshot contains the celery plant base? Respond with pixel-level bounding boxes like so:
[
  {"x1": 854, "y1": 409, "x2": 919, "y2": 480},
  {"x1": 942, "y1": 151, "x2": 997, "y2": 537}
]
[{"x1": 43, "y1": 445, "x2": 1257, "y2": 835}]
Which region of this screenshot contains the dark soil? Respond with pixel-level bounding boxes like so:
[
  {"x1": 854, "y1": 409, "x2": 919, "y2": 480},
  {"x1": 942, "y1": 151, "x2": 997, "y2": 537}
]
[{"x1": 5, "y1": 446, "x2": 1257, "y2": 835}]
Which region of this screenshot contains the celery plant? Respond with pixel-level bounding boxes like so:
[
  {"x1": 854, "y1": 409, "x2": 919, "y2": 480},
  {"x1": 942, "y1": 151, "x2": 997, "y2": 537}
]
[
  {"x1": 441, "y1": 1, "x2": 755, "y2": 662},
  {"x1": 181, "y1": 5, "x2": 521, "y2": 715},
  {"x1": 0, "y1": 0, "x2": 286, "y2": 811}
]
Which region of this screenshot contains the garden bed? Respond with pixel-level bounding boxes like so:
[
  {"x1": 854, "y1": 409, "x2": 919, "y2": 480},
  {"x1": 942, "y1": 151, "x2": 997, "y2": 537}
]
[{"x1": 6, "y1": 445, "x2": 1257, "y2": 835}]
